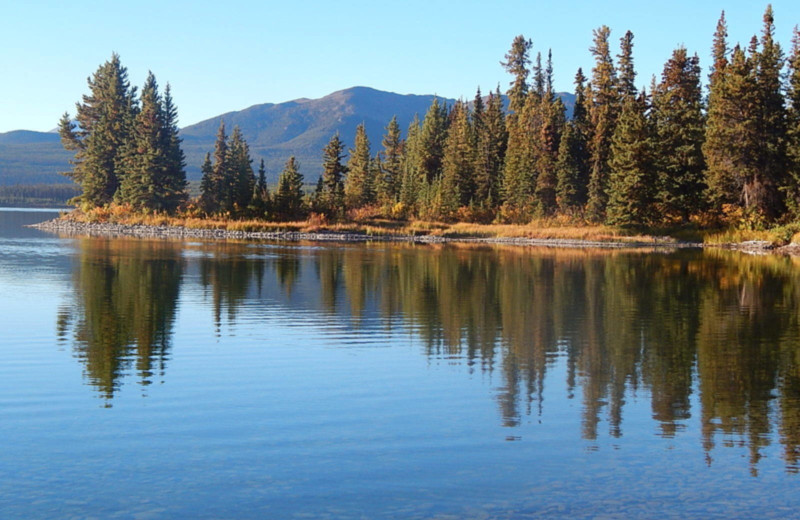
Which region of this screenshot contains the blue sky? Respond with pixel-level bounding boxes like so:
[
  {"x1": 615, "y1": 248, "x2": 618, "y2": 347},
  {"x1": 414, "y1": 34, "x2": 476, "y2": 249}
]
[{"x1": 1, "y1": 0, "x2": 799, "y2": 133}]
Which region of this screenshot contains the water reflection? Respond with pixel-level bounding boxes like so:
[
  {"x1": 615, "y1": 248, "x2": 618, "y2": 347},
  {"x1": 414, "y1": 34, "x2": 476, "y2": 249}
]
[
  {"x1": 57, "y1": 239, "x2": 183, "y2": 402},
  {"x1": 58, "y1": 238, "x2": 800, "y2": 472}
]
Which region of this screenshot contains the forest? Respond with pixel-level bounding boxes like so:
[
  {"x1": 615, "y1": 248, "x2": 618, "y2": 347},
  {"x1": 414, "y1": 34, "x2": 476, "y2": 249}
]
[{"x1": 59, "y1": 6, "x2": 800, "y2": 232}]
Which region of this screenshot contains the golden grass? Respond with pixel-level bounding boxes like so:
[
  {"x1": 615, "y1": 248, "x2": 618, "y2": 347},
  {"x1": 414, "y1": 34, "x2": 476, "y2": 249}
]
[{"x1": 64, "y1": 204, "x2": 800, "y2": 246}]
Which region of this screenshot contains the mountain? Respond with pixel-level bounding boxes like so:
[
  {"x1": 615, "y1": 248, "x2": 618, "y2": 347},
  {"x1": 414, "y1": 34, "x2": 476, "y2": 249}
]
[
  {"x1": 0, "y1": 87, "x2": 576, "y2": 186},
  {"x1": 0, "y1": 131, "x2": 73, "y2": 185}
]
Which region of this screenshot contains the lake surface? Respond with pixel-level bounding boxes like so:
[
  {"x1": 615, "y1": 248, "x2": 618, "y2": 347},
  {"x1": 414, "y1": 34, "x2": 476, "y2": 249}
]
[{"x1": 2, "y1": 208, "x2": 800, "y2": 519}]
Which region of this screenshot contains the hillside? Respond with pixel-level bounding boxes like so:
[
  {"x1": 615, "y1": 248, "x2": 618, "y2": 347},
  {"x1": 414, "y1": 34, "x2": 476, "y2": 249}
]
[{"x1": 0, "y1": 87, "x2": 576, "y2": 186}]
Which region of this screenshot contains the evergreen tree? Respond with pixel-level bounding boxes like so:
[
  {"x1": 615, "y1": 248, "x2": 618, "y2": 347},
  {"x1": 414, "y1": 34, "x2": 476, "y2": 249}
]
[
  {"x1": 501, "y1": 35, "x2": 532, "y2": 113},
  {"x1": 275, "y1": 156, "x2": 305, "y2": 220},
  {"x1": 750, "y1": 5, "x2": 787, "y2": 219},
  {"x1": 651, "y1": 47, "x2": 706, "y2": 222},
  {"x1": 786, "y1": 27, "x2": 800, "y2": 214},
  {"x1": 227, "y1": 126, "x2": 256, "y2": 213},
  {"x1": 442, "y1": 100, "x2": 475, "y2": 207},
  {"x1": 502, "y1": 91, "x2": 539, "y2": 217},
  {"x1": 556, "y1": 69, "x2": 591, "y2": 212},
  {"x1": 617, "y1": 30, "x2": 637, "y2": 101},
  {"x1": 378, "y1": 115, "x2": 404, "y2": 202},
  {"x1": 117, "y1": 72, "x2": 164, "y2": 210},
  {"x1": 556, "y1": 121, "x2": 586, "y2": 213},
  {"x1": 344, "y1": 123, "x2": 375, "y2": 208},
  {"x1": 59, "y1": 53, "x2": 137, "y2": 206},
  {"x1": 474, "y1": 87, "x2": 507, "y2": 205},
  {"x1": 199, "y1": 121, "x2": 229, "y2": 214},
  {"x1": 159, "y1": 84, "x2": 187, "y2": 211},
  {"x1": 586, "y1": 26, "x2": 619, "y2": 222},
  {"x1": 704, "y1": 11, "x2": 734, "y2": 209},
  {"x1": 399, "y1": 115, "x2": 422, "y2": 211},
  {"x1": 535, "y1": 97, "x2": 566, "y2": 215},
  {"x1": 418, "y1": 98, "x2": 449, "y2": 182},
  {"x1": 606, "y1": 94, "x2": 656, "y2": 226},
  {"x1": 320, "y1": 133, "x2": 348, "y2": 217},
  {"x1": 198, "y1": 152, "x2": 216, "y2": 213}
]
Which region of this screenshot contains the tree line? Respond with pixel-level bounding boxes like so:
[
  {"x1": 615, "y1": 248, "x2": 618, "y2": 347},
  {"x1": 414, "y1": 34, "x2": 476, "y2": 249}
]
[{"x1": 61, "y1": 6, "x2": 800, "y2": 228}]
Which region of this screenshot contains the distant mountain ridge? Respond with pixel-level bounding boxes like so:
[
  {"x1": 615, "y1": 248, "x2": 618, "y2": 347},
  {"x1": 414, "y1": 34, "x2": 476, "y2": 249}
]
[{"x1": 0, "y1": 86, "x2": 576, "y2": 186}]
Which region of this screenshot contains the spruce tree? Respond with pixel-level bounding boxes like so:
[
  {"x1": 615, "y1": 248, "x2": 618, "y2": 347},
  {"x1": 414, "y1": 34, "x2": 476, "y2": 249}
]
[
  {"x1": 159, "y1": 83, "x2": 187, "y2": 211},
  {"x1": 418, "y1": 98, "x2": 449, "y2": 182},
  {"x1": 617, "y1": 30, "x2": 637, "y2": 101},
  {"x1": 651, "y1": 47, "x2": 706, "y2": 222},
  {"x1": 442, "y1": 100, "x2": 475, "y2": 207},
  {"x1": 501, "y1": 35, "x2": 532, "y2": 114},
  {"x1": 474, "y1": 87, "x2": 507, "y2": 206},
  {"x1": 535, "y1": 97, "x2": 566, "y2": 216},
  {"x1": 586, "y1": 26, "x2": 619, "y2": 222},
  {"x1": 344, "y1": 123, "x2": 374, "y2": 208},
  {"x1": 555, "y1": 121, "x2": 586, "y2": 213},
  {"x1": 399, "y1": 115, "x2": 422, "y2": 211},
  {"x1": 320, "y1": 133, "x2": 348, "y2": 218},
  {"x1": 118, "y1": 72, "x2": 164, "y2": 210},
  {"x1": 198, "y1": 152, "x2": 216, "y2": 213},
  {"x1": 606, "y1": 94, "x2": 656, "y2": 226},
  {"x1": 750, "y1": 5, "x2": 787, "y2": 219},
  {"x1": 786, "y1": 27, "x2": 800, "y2": 214},
  {"x1": 227, "y1": 126, "x2": 256, "y2": 213},
  {"x1": 378, "y1": 115, "x2": 404, "y2": 202},
  {"x1": 704, "y1": 11, "x2": 735, "y2": 209},
  {"x1": 275, "y1": 156, "x2": 305, "y2": 220},
  {"x1": 199, "y1": 121, "x2": 229, "y2": 214},
  {"x1": 59, "y1": 53, "x2": 137, "y2": 207}
]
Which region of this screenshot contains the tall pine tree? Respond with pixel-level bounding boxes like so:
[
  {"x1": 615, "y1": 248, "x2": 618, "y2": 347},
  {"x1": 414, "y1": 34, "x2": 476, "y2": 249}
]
[
  {"x1": 59, "y1": 53, "x2": 137, "y2": 207},
  {"x1": 651, "y1": 47, "x2": 706, "y2": 222}
]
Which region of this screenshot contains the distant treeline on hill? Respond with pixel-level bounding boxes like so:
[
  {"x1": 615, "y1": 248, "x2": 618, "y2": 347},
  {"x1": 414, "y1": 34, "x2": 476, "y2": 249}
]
[
  {"x1": 59, "y1": 6, "x2": 800, "y2": 228},
  {"x1": 0, "y1": 184, "x2": 79, "y2": 207}
]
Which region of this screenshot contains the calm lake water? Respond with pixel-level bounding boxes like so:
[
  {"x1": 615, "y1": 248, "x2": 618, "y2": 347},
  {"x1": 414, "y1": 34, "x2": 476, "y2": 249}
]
[{"x1": 2, "y1": 208, "x2": 800, "y2": 519}]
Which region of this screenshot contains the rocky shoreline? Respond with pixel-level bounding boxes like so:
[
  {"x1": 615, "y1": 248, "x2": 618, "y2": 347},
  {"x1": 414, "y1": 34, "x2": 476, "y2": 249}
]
[
  {"x1": 30, "y1": 217, "x2": 705, "y2": 250},
  {"x1": 32, "y1": 217, "x2": 800, "y2": 254}
]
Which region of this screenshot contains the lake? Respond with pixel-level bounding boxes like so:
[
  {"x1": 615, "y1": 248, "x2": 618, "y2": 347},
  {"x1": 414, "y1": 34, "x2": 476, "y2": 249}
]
[{"x1": 1, "y1": 208, "x2": 799, "y2": 519}]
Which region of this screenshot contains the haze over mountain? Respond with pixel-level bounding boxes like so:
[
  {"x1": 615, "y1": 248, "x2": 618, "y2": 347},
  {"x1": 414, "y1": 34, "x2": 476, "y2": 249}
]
[{"x1": 0, "y1": 86, "x2": 575, "y2": 186}]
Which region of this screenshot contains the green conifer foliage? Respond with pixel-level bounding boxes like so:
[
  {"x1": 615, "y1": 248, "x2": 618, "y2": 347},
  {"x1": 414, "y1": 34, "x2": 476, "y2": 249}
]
[
  {"x1": 344, "y1": 123, "x2": 374, "y2": 208},
  {"x1": 59, "y1": 53, "x2": 137, "y2": 207},
  {"x1": 586, "y1": 26, "x2": 619, "y2": 222},
  {"x1": 199, "y1": 121, "x2": 228, "y2": 214},
  {"x1": 275, "y1": 156, "x2": 305, "y2": 220},
  {"x1": 750, "y1": 5, "x2": 787, "y2": 219},
  {"x1": 159, "y1": 84, "x2": 188, "y2": 211},
  {"x1": 786, "y1": 27, "x2": 800, "y2": 214},
  {"x1": 199, "y1": 152, "x2": 216, "y2": 213},
  {"x1": 651, "y1": 47, "x2": 706, "y2": 222},
  {"x1": 555, "y1": 122, "x2": 586, "y2": 213},
  {"x1": 442, "y1": 100, "x2": 475, "y2": 207},
  {"x1": 704, "y1": 11, "x2": 734, "y2": 209},
  {"x1": 474, "y1": 87, "x2": 507, "y2": 206},
  {"x1": 535, "y1": 97, "x2": 566, "y2": 216},
  {"x1": 418, "y1": 98, "x2": 449, "y2": 182},
  {"x1": 378, "y1": 116, "x2": 404, "y2": 202},
  {"x1": 227, "y1": 126, "x2": 256, "y2": 213},
  {"x1": 320, "y1": 133, "x2": 348, "y2": 218},
  {"x1": 118, "y1": 72, "x2": 163, "y2": 209},
  {"x1": 501, "y1": 35, "x2": 532, "y2": 114},
  {"x1": 606, "y1": 95, "x2": 656, "y2": 226},
  {"x1": 617, "y1": 30, "x2": 637, "y2": 101},
  {"x1": 399, "y1": 115, "x2": 422, "y2": 212}
]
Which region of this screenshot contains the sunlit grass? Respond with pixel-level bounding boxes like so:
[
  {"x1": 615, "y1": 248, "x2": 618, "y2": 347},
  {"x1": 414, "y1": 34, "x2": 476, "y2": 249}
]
[{"x1": 63, "y1": 203, "x2": 800, "y2": 246}]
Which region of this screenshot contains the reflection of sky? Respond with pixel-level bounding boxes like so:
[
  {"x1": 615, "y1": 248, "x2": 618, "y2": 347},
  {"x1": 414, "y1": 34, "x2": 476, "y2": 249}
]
[{"x1": 3, "y1": 209, "x2": 800, "y2": 519}]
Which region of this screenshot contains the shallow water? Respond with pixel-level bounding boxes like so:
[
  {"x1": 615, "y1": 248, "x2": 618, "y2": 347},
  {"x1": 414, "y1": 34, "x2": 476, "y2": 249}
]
[{"x1": 2, "y1": 208, "x2": 799, "y2": 519}]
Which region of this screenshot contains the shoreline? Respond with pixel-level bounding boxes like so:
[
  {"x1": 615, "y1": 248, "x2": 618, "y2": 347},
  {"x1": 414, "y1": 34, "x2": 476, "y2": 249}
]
[
  {"x1": 30, "y1": 217, "x2": 705, "y2": 250},
  {"x1": 31, "y1": 216, "x2": 800, "y2": 255}
]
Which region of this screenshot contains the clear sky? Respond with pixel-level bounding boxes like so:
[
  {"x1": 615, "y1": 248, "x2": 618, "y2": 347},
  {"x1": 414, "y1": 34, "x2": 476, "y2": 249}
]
[{"x1": 1, "y1": 0, "x2": 799, "y2": 133}]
